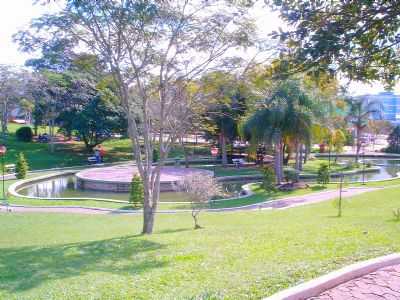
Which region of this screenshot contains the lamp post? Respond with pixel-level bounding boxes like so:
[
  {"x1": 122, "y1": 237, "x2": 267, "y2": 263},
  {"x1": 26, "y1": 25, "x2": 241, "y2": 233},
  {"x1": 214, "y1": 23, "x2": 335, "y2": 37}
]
[
  {"x1": 362, "y1": 144, "x2": 366, "y2": 185},
  {"x1": 338, "y1": 172, "x2": 344, "y2": 217},
  {"x1": 0, "y1": 145, "x2": 7, "y2": 209}
]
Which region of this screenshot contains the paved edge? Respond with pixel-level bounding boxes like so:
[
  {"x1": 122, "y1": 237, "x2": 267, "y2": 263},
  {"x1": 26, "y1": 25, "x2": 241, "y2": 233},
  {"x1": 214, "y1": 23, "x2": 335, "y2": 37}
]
[
  {"x1": 8, "y1": 171, "x2": 254, "y2": 204},
  {"x1": 264, "y1": 253, "x2": 400, "y2": 300}
]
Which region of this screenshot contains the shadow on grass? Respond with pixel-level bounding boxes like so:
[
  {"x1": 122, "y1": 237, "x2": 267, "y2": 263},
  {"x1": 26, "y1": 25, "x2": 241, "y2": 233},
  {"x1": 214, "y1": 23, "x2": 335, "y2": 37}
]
[
  {"x1": 310, "y1": 185, "x2": 328, "y2": 192},
  {"x1": 156, "y1": 228, "x2": 193, "y2": 235},
  {"x1": 0, "y1": 235, "x2": 166, "y2": 293}
]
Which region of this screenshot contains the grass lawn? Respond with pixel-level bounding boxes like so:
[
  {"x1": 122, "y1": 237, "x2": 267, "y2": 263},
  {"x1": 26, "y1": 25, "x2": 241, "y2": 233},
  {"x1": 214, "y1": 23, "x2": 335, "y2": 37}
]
[
  {"x1": 199, "y1": 158, "x2": 367, "y2": 178},
  {"x1": 3, "y1": 124, "x2": 210, "y2": 170},
  {"x1": 1, "y1": 186, "x2": 400, "y2": 299},
  {"x1": 299, "y1": 158, "x2": 361, "y2": 174}
]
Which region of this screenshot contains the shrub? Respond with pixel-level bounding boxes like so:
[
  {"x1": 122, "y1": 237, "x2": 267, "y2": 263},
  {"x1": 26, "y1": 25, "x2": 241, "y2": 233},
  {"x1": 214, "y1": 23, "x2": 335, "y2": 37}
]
[
  {"x1": 15, "y1": 126, "x2": 33, "y2": 142},
  {"x1": 283, "y1": 167, "x2": 300, "y2": 183},
  {"x1": 152, "y1": 148, "x2": 159, "y2": 163},
  {"x1": 261, "y1": 165, "x2": 276, "y2": 192},
  {"x1": 16, "y1": 152, "x2": 29, "y2": 179},
  {"x1": 317, "y1": 163, "x2": 330, "y2": 185},
  {"x1": 129, "y1": 173, "x2": 144, "y2": 208}
]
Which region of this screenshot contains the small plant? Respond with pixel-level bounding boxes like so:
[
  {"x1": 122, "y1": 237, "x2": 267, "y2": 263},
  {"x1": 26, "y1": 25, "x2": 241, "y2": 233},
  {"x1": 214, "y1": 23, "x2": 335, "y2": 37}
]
[
  {"x1": 176, "y1": 174, "x2": 221, "y2": 229},
  {"x1": 16, "y1": 152, "x2": 29, "y2": 179},
  {"x1": 129, "y1": 173, "x2": 144, "y2": 208},
  {"x1": 317, "y1": 163, "x2": 330, "y2": 185},
  {"x1": 261, "y1": 165, "x2": 276, "y2": 192},
  {"x1": 283, "y1": 167, "x2": 300, "y2": 183},
  {"x1": 393, "y1": 208, "x2": 400, "y2": 221},
  {"x1": 15, "y1": 126, "x2": 33, "y2": 142}
]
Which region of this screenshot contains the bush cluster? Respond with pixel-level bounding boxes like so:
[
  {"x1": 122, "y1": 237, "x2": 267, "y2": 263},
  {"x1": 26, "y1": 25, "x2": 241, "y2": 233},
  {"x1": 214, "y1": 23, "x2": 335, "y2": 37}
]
[{"x1": 15, "y1": 126, "x2": 33, "y2": 142}]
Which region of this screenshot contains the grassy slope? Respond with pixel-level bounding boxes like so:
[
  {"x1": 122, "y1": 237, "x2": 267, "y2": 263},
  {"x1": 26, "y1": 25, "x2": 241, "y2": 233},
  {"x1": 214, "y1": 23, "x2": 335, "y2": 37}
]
[
  {"x1": 4, "y1": 124, "x2": 210, "y2": 170},
  {"x1": 1, "y1": 186, "x2": 399, "y2": 299}
]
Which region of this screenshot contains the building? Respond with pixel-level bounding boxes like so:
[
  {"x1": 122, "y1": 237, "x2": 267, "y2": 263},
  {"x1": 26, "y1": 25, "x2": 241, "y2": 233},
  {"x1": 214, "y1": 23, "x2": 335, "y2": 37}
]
[{"x1": 360, "y1": 92, "x2": 400, "y2": 123}]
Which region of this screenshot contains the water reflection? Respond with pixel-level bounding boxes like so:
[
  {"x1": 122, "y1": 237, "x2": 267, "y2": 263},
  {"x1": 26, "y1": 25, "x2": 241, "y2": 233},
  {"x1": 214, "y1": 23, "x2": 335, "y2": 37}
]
[
  {"x1": 19, "y1": 175, "x2": 245, "y2": 202},
  {"x1": 18, "y1": 159, "x2": 400, "y2": 201}
]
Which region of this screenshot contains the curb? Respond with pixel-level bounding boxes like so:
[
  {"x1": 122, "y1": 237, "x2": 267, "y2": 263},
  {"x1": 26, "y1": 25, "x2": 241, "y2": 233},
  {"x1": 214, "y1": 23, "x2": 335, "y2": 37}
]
[{"x1": 264, "y1": 253, "x2": 400, "y2": 300}]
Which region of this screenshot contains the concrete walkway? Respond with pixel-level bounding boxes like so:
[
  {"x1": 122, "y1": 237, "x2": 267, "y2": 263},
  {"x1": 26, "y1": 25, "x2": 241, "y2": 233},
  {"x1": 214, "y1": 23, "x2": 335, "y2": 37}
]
[
  {"x1": 0, "y1": 187, "x2": 378, "y2": 215},
  {"x1": 238, "y1": 187, "x2": 379, "y2": 211},
  {"x1": 310, "y1": 264, "x2": 400, "y2": 300}
]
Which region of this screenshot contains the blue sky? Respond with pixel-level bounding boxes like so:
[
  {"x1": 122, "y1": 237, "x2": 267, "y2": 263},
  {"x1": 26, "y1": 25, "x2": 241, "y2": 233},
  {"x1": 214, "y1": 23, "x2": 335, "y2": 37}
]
[{"x1": 0, "y1": 0, "x2": 396, "y2": 96}]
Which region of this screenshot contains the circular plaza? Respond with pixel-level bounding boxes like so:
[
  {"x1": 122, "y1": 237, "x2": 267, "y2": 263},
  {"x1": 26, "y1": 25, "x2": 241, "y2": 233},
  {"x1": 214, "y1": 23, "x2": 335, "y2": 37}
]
[{"x1": 75, "y1": 164, "x2": 214, "y2": 192}]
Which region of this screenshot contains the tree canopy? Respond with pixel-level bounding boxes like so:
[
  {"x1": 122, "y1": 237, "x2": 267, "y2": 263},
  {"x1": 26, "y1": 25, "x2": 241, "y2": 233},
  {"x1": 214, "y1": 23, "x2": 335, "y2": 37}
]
[{"x1": 267, "y1": 0, "x2": 400, "y2": 85}]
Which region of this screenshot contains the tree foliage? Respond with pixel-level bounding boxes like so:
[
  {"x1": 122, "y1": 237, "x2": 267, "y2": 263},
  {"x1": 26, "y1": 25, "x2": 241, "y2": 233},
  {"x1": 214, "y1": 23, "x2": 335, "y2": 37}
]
[
  {"x1": 15, "y1": 126, "x2": 33, "y2": 142},
  {"x1": 267, "y1": 0, "x2": 400, "y2": 85},
  {"x1": 15, "y1": 0, "x2": 257, "y2": 234},
  {"x1": 317, "y1": 163, "x2": 330, "y2": 185},
  {"x1": 15, "y1": 152, "x2": 29, "y2": 179},
  {"x1": 176, "y1": 174, "x2": 221, "y2": 229},
  {"x1": 345, "y1": 97, "x2": 382, "y2": 162},
  {"x1": 130, "y1": 174, "x2": 144, "y2": 208},
  {"x1": 242, "y1": 79, "x2": 314, "y2": 183},
  {"x1": 386, "y1": 126, "x2": 400, "y2": 154}
]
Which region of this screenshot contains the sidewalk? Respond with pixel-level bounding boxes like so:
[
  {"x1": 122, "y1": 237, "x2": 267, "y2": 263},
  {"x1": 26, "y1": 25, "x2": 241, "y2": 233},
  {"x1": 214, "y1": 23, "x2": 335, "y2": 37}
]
[{"x1": 310, "y1": 264, "x2": 400, "y2": 299}]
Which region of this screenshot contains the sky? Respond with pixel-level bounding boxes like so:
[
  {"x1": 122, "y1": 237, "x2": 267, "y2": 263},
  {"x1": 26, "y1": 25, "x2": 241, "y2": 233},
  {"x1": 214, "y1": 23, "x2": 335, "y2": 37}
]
[{"x1": 0, "y1": 0, "x2": 397, "y2": 96}]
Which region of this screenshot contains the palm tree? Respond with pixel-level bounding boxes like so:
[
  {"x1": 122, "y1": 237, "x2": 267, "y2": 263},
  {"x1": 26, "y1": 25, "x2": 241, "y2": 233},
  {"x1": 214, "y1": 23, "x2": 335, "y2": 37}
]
[
  {"x1": 242, "y1": 80, "x2": 313, "y2": 183},
  {"x1": 345, "y1": 97, "x2": 382, "y2": 163}
]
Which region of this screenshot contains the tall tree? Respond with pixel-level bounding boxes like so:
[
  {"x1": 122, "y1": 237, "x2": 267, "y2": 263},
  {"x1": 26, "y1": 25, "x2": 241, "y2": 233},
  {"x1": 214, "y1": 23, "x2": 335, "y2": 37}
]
[
  {"x1": 345, "y1": 97, "x2": 382, "y2": 162},
  {"x1": 16, "y1": 0, "x2": 256, "y2": 234},
  {"x1": 0, "y1": 65, "x2": 26, "y2": 134},
  {"x1": 242, "y1": 79, "x2": 313, "y2": 183},
  {"x1": 202, "y1": 72, "x2": 249, "y2": 167}
]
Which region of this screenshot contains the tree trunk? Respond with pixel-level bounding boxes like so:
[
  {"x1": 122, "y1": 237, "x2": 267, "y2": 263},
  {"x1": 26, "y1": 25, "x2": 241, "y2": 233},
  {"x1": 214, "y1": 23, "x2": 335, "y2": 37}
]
[
  {"x1": 49, "y1": 119, "x2": 55, "y2": 153},
  {"x1": 142, "y1": 205, "x2": 155, "y2": 234},
  {"x1": 303, "y1": 144, "x2": 309, "y2": 165},
  {"x1": 299, "y1": 144, "x2": 304, "y2": 171},
  {"x1": 274, "y1": 133, "x2": 283, "y2": 184},
  {"x1": 192, "y1": 209, "x2": 201, "y2": 229},
  {"x1": 180, "y1": 137, "x2": 189, "y2": 168},
  {"x1": 295, "y1": 141, "x2": 300, "y2": 170},
  {"x1": 355, "y1": 127, "x2": 361, "y2": 163},
  {"x1": 221, "y1": 133, "x2": 228, "y2": 167},
  {"x1": 283, "y1": 144, "x2": 290, "y2": 166},
  {"x1": 1, "y1": 100, "x2": 8, "y2": 134}
]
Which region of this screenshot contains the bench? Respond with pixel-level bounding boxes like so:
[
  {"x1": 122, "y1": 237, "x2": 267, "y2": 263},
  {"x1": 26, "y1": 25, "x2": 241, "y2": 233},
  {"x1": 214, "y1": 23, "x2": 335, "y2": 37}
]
[
  {"x1": 87, "y1": 156, "x2": 98, "y2": 164},
  {"x1": 4, "y1": 164, "x2": 15, "y2": 173},
  {"x1": 232, "y1": 158, "x2": 245, "y2": 168}
]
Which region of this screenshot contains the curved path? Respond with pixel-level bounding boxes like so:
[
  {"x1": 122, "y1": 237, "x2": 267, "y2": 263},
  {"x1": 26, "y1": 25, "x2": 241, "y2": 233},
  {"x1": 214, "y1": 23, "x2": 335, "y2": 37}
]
[
  {"x1": 310, "y1": 264, "x2": 400, "y2": 300},
  {"x1": 0, "y1": 187, "x2": 379, "y2": 215}
]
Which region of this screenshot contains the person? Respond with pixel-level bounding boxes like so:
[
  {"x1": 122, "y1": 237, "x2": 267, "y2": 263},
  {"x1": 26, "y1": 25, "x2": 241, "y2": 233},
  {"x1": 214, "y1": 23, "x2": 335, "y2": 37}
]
[
  {"x1": 98, "y1": 145, "x2": 106, "y2": 162},
  {"x1": 94, "y1": 148, "x2": 101, "y2": 164}
]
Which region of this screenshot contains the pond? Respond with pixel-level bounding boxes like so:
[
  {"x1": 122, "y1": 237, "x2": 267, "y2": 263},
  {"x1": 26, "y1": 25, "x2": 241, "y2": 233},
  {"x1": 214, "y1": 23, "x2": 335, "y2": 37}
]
[
  {"x1": 16, "y1": 158, "x2": 400, "y2": 202},
  {"x1": 321, "y1": 158, "x2": 400, "y2": 182},
  {"x1": 18, "y1": 175, "x2": 247, "y2": 202}
]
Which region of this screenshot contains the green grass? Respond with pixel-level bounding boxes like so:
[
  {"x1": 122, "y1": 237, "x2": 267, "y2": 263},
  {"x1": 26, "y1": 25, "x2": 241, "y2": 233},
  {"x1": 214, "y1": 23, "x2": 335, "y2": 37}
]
[
  {"x1": 1, "y1": 186, "x2": 400, "y2": 299},
  {"x1": 3, "y1": 124, "x2": 211, "y2": 170},
  {"x1": 198, "y1": 158, "x2": 366, "y2": 178},
  {"x1": 299, "y1": 158, "x2": 361, "y2": 174}
]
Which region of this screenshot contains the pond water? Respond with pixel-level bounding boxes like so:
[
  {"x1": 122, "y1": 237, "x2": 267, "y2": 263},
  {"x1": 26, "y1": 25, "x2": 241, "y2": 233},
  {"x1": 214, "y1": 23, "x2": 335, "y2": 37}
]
[
  {"x1": 16, "y1": 159, "x2": 400, "y2": 201},
  {"x1": 320, "y1": 158, "x2": 400, "y2": 182},
  {"x1": 18, "y1": 175, "x2": 246, "y2": 202}
]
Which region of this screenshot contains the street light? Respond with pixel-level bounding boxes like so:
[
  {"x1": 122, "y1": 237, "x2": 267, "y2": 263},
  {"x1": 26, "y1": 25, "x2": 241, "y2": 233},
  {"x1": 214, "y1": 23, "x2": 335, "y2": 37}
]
[
  {"x1": 361, "y1": 143, "x2": 366, "y2": 185},
  {"x1": 0, "y1": 145, "x2": 8, "y2": 210}
]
